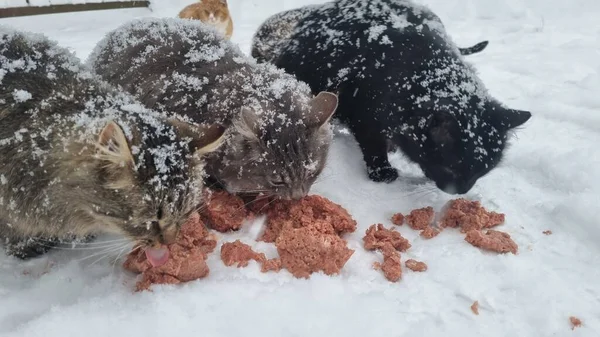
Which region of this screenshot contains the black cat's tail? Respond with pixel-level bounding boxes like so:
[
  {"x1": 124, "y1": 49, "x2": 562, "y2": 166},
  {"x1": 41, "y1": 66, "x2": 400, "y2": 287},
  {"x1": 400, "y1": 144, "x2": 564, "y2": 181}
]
[{"x1": 459, "y1": 40, "x2": 489, "y2": 55}]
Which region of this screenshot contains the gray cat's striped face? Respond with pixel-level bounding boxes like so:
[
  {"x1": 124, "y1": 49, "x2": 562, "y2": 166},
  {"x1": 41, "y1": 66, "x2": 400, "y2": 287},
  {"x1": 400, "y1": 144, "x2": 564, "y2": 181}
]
[{"x1": 209, "y1": 92, "x2": 338, "y2": 200}]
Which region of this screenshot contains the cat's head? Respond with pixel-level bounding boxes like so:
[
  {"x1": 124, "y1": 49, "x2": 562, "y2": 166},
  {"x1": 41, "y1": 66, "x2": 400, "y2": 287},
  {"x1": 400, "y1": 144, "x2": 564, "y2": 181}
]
[
  {"x1": 401, "y1": 101, "x2": 531, "y2": 194},
  {"x1": 92, "y1": 118, "x2": 224, "y2": 247},
  {"x1": 211, "y1": 91, "x2": 338, "y2": 200},
  {"x1": 197, "y1": 0, "x2": 230, "y2": 24}
]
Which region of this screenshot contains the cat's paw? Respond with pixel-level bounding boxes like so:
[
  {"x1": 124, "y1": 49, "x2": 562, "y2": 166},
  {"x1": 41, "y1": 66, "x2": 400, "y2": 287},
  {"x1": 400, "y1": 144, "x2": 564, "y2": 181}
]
[{"x1": 367, "y1": 166, "x2": 399, "y2": 183}]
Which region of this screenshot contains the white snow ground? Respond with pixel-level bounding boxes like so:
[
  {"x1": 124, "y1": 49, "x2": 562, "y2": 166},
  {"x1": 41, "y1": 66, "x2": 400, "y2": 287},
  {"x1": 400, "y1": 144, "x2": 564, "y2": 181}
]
[{"x1": 1, "y1": 0, "x2": 599, "y2": 336}]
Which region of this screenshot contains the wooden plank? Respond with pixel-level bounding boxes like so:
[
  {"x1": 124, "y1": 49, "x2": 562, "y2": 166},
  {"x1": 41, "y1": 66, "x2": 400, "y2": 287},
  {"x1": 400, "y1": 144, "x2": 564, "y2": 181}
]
[{"x1": 0, "y1": 1, "x2": 151, "y2": 18}]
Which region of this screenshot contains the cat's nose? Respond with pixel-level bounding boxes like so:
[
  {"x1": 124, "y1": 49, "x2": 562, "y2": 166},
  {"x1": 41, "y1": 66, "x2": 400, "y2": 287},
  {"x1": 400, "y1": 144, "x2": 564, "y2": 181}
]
[
  {"x1": 158, "y1": 226, "x2": 179, "y2": 245},
  {"x1": 290, "y1": 188, "x2": 307, "y2": 200}
]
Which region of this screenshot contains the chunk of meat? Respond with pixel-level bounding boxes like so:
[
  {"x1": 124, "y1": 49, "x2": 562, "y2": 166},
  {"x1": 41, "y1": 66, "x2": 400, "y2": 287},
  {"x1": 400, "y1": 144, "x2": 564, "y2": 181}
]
[
  {"x1": 363, "y1": 224, "x2": 411, "y2": 252},
  {"x1": 276, "y1": 223, "x2": 354, "y2": 278},
  {"x1": 123, "y1": 213, "x2": 216, "y2": 291},
  {"x1": 405, "y1": 259, "x2": 427, "y2": 272},
  {"x1": 570, "y1": 316, "x2": 582, "y2": 330},
  {"x1": 464, "y1": 229, "x2": 518, "y2": 254},
  {"x1": 126, "y1": 244, "x2": 211, "y2": 291},
  {"x1": 391, "y1": 213, "x2": 404, "y2": 226},
  {"x1": 258, "y1": 195, "x2": 357, "y2": 242},
  {"x1": 200, "y1": 190, "x2": 248, "y2": 232},
  {"x1": 261, "y1": 258, "x2": 282, "y2": 272},
  {"x1": 380, "y1": 243, "x2": 402, "y2": 282},
  {"x1": 471, "y1": 301, "x2": 479, "y2": 315},
  {"x1": 420, "y1": 226, "x2": 441, "y2": 239},
  {"x1": 406, "y1": 206, "x2": 434, "y2": 230},
  {"x1": 440, "y1": 199, "x2": 505, "y2": 232},
  {"x1": 543, "y1": 230, "x2": 553, "y2": 235},
  {"x1": 221, "y1": 240, "x2": 267, "y2": 268},
  {"x1": 220, "y1": 240, "x2": 282, "y2": 273},
  {"x1": 363, "y1": 224, "x2": 410, "y2": 282}
]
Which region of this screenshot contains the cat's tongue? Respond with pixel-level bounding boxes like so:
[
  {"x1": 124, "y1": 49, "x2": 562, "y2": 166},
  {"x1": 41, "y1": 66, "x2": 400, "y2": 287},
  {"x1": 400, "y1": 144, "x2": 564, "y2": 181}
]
[{"x1": 145, "y1": 246, "x2": 170, "y2": 267}]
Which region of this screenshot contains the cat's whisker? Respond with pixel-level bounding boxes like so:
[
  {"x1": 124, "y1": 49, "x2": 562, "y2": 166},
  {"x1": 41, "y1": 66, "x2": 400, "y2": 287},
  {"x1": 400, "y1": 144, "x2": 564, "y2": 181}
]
[
  {"x1": 73, "y1": 240, "x2": 131, "y2": 247},
  {"x1": 60, "y1": 238, "x2": 131, "y2": 246},
  {"x1": 110, "y1": 244, "x2": 132, "y2": 277},
  {"x1": 76, "y1": 244, "x2": 130, "y2": 263},
  {"x1": 235, "y1": 193, "x2": 276, "y2": 212},
  {"x1": 29, "y1": 238, "x2": 129, "y2": 251},
  {"x1": 83, "y1": 246, "x2": 132, "y2": 269},
  {"x1": 253, "y1": 197, "x2": 279, "y2": 214}
]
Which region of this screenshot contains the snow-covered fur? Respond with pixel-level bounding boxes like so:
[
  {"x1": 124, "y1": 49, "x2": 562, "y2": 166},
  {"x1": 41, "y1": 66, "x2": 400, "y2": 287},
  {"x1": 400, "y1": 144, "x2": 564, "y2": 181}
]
[
  {"x1": 0, "y1": 27, "x2": 224, "y2": 259},
  {"x1": 253, "y1": 0, "x2": 531, "y2": 194},
  {"x1": 250, "y1": 2, "x2": 489, "y2": 64},
  {"x1": 88, "y1": 18, "x2": 338, "y2": 200}
]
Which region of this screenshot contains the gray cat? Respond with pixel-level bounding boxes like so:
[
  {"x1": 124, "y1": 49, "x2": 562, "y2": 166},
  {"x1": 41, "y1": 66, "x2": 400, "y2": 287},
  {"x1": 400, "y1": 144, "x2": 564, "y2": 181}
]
[
  {"x1": 0, "y1": 27, "x2": 224, "y2": 259},
  {"x1": 87, "y1": 18, "x2": 338, "y2": 200}
]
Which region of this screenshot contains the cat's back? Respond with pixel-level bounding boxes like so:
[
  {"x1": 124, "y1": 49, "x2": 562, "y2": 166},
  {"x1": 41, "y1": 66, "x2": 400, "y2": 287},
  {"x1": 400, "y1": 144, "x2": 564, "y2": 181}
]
[
  {"x1": 89, "y1": 17, "x2": 239, "y2": 87},
  {"x1": 251, "y1": 4, "x2": 321, "y2": 63},
  {"x1": 275, "y1": 0, "x2": 444, "y2": 90},
  {"x1": 0, "y1": 27, "x2": 91, "y2": 137},
  {"x1": 88, "y1": 17, "x2": 244, "y2": 122}
]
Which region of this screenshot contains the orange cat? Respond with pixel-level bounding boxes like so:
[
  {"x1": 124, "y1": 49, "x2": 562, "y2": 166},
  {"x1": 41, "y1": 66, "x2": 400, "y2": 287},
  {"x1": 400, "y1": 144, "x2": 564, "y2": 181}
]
[{"x1": 178, "y1": 0, "x2": 233, "y2": 39}]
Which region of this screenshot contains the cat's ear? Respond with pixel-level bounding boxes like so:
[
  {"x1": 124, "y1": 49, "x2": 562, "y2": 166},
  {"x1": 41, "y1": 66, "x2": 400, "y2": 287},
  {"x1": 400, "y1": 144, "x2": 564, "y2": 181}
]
[
  {"x1": 234, "y1": 107, "x2": 261, "y2": 139},
  {"x1": 168, "y1": 118, "x2": 226, "y2": 155},
  {"x1": 96, "y1": 121, "x2": 134, "y2": 167},
  {"x1": 496, "y1": 108, "x2": 531, "y2": 130},
  {"x1": 306, "y1": 91, "x2": 338, "y2": 128},
  {"x1": 219, "y1": 0, "x2": 228, "y2": 4},
  {"x1": 427, "y1": 111, "x2": 458, "y2": 145}
]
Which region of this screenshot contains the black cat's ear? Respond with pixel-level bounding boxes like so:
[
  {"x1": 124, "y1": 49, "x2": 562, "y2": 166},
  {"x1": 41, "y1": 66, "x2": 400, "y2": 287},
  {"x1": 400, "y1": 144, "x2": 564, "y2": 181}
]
[
  {"x1": 234, "y1": 107, "x2": 262, "y2": 139},
  {"x1": 96, "y1": 121, "x2": 134, "y2": 167},
  {"x1": 306, "y1": 91, "x2": 338, "y2": 128},
  {"x1": 168, "y1": 118, "x2": 226, "y2": 155},
  {"x1": 498, "y1": 109, "x2": 531, "y2": 130},
  {"x1": 427, "y1": 111, "x2": 458, "y2": 145}
]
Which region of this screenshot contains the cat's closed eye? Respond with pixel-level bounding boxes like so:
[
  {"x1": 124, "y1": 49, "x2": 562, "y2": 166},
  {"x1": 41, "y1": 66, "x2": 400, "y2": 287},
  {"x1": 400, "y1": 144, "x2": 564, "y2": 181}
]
[{"x1": 269, "y1": 177, "x2": 286, "y2": 187}]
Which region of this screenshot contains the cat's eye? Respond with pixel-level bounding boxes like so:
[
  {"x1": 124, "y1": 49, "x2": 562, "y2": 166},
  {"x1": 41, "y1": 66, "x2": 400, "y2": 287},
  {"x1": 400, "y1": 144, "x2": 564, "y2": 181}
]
[{"x1": 269, "y1": 177, "x2": 285, "y2": 187}]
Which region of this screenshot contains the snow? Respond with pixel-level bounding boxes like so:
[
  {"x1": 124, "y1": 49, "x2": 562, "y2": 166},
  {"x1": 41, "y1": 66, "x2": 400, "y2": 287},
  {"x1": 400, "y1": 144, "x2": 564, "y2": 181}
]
[{"x1": 0, "y1": 0, "x2": 599, "y2": 336}]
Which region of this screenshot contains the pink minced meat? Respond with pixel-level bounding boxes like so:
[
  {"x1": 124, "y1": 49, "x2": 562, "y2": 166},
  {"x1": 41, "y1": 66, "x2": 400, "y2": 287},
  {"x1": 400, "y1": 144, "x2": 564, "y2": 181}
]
[
  {"x1": 406, "y1": 206, "x2": 434, "y2": 230},
  {"x1": 220, "y1": 240, "x2": 281, "y2": 272},
  {"x1": 464, "y1": 229, "x2": 518, "y2": 254},
  {"x1": 200, "y1": 189, "x2": 249, "y2": 232},
  {"x1": 123, "y1": 213, "x2": 216, "y2": 291},
  {"x1": 440, "y1": 198, "x2": 505, "y2": 232},
  {"x1": 420, "y1": 226, "x2": 441, "y2": 239},
  {"x1": 391, "y1": 213, "x2": 405, "y2": 226},
  {"x1": 363, "y1": 224, "x2": 411, "y2": 252},
  {"x1": 250, "y1": 195, "x2": 357, "y2": 278},
  {"x1": 405, "y1": 259, "x2": 428, "y2": 272},
  {"x1": 275, "y1": 221, "x2": 354, "y2": 278},
  {"x1": 380, "y1": 243, "x2": 402, "y2": 282},
  {"x1": 363, "y1": 224, "x2": 412, "y2": 282},
  {"x1": 256, "y1": 195, "x2": 357, "y2": 243}
]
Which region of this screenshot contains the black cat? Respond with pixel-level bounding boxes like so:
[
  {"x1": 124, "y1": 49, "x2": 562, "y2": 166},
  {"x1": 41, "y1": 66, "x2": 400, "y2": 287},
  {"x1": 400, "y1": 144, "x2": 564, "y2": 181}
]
[
  {"x1": 253, "y1": 0, "x2": 531, "y2": 194},
  {"x1": 251, "y1": 3, "x2": 488, "y2": 64}
]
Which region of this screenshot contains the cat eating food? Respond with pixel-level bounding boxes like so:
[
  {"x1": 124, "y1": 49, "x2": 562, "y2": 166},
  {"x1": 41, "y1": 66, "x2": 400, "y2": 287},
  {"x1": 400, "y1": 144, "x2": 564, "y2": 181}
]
[
  {"x1": 0, "y1": 27, "x2": 224, "y2": 260},
  {"x1": 178, "y1": 0, "x2": 234, "y2": 39},
  {"x1": 252, "y1": 0, "x2": 531, "y2": 194},
  {"x1": 88, "y1": 18, "x2": 338, "y2": 201}
]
